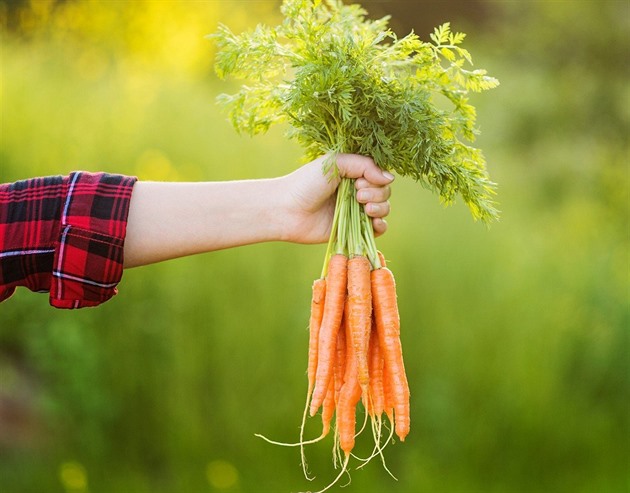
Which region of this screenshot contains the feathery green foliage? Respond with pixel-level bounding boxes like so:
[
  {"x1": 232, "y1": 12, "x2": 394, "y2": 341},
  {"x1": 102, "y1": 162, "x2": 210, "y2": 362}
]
[{"x1": 212, "y1": 0, "x2": 499, "y2": 223}]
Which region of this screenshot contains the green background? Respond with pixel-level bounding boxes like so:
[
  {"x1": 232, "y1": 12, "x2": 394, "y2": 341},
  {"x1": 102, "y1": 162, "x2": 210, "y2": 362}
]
[{"x1": 1, "y1": 1, "x2": 628, "y2": 492}]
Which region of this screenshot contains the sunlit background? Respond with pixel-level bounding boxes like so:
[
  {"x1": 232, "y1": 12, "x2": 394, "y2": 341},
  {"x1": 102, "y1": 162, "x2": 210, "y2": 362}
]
[{"x1": 1, "y1": 1, "x2": 628, "y2": 492}]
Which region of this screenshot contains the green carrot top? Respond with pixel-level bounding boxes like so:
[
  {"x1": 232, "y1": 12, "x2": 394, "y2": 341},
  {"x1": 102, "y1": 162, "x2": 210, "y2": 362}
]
[{"x1": 212, "y1": 0, "x2": 500, "y2": 223}]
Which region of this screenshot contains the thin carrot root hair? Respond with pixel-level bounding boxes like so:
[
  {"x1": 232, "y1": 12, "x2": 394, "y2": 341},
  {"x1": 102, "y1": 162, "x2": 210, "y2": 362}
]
[
  {"x1": 301, "y1": 453, "x2": 351, "y2": 493},
  {"x1": 254, "y1": 431, "x2": 327, "y2": 448},
  {"x1": 350, "y1": 408, "x2": 381, "y2": 466},
  {"x1": 332, "y1": 423, "x2": 341, "y2": 469},
  {"x1": 354, "y1": 410, "x2": 383, "y2": 462},
  {"x1": 378, "y1": 418, "x2": 398, "y2": 479},
  {"x1": 354, "y1": 402, "x2": 370, "y2": 439},
  {"x1": 299, "y1": 390, "x2": 316, "y2": 480},
  {"x1": 254, "y1": 389, "x2": 327, "y2": 449},
  {"x1": 355, "y1": 414, "x2": 398, "y2": 480},
  {"x1": 255, "y1": 394, "x2": 329, "y2": 481},
  {"x1": 254, "y1": 391, "x2": 329, "y2": 449},
  {"x1": 255, "y1": 428, "x2": 325, "y2": 482}
]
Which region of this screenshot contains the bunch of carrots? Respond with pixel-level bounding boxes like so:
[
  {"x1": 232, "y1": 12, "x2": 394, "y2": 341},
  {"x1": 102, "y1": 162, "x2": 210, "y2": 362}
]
[
  {"x1": 214, "y1": 1, "x2": 499, "y2": 489},
  {"x1": 257, "y1": 174, "x2": 410, "y2": 492}
]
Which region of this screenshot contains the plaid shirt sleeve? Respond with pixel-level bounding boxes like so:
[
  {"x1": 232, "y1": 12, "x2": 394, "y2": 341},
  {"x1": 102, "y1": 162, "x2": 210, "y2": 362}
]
[{"x1": 0, "y1": 172, "x2": 137, "y2": 309}]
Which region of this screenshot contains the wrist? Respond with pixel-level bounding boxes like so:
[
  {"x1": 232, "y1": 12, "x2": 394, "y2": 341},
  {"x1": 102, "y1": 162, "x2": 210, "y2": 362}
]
[
  {"x1": 212, "y1": 177, "x2": 291, "y2": 246},
  {"x1": 270, "y1": 174, "x2": 302, "y2": 243}
]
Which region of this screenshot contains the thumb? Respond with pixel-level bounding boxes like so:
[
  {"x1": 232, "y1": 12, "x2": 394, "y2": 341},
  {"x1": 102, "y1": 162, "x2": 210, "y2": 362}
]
[{"x1": 335, "y1": 153, "x2": 395, "y2": 185}]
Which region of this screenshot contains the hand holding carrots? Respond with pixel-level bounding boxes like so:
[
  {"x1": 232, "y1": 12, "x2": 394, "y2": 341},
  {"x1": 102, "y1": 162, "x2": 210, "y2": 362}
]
[
  {"x1": 279, "y1": 154, "x2": 394, "y2": 244},
  {"x1": 258, "y1": 155, "x2": 409, "y2": 493}
]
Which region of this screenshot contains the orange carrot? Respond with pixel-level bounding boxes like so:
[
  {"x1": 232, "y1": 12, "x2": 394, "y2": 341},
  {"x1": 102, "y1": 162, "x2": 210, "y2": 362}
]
[
  {"x1": 321, "y1": 377, "x2": 336, "y2": 437},
  {"x1": 346, "y1": 255, "x2": 372, "y2": 401},
  {"x1": 307, "y1": 278, "x2": 327, "y2": 394},
  {"x1": 334, "y1": 313, "x2": 347, "y2": 405},
  {"x1": 336, "y1": 314, "x2": 362, "y2": 455},
  {"x1": 377, "y1": 250, "x2": 387, "y2": 269},
  {"x1": 367, "y1": 319, "x2": 385, "y2": 418},
  {"x1": 310, "y1": 254, "x2": 348, "y2": 416},
  {"x1": 371, "y1": 267, "x2": 410, "y2": 442},
  {"x1": 382, "y1": 361, "x2": 394, "y2": 422}
]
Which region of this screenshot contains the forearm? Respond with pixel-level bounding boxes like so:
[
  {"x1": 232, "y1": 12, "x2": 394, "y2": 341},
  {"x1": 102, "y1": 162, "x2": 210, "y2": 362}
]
[
  {"x1": 123, "y1": 178, "x2": 289, "y2": 268},
  {"x1": 122, "y1": 154, "x2": 392, "y2": 269}
]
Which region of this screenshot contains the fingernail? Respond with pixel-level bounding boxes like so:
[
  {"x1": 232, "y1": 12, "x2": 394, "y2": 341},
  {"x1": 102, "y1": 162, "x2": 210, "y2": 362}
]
[
  {"x1": 357, "y1": 190, "x2": 369, "y2": 201},
  {"x1": 382, "y1": 171, "x2": 395, "y2": 181}
]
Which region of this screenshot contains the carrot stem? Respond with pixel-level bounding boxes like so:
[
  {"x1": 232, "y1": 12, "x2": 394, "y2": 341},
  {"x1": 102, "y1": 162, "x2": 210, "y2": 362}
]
[
  {"x1": 321, "y1": 177, "x2": 352, "y2": 277},
  {"x1": 348, "y1": 184, "x2": 362, "y2": 257},
  {"x1": 361, "y1": 207, "x2": 381, "y2": 269}
]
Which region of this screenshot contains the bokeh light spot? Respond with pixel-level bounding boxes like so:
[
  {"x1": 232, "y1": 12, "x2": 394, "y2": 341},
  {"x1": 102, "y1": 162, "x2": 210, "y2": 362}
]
[
  {"x1": 59, "y1": 461, "x2": 88, "y2": 492},
  {"x1": 206, "y1": 460, "x2": 239, "y2": 489},
  {"x1": 135, "y1": 148, "x2": 177, "y2": 181}
]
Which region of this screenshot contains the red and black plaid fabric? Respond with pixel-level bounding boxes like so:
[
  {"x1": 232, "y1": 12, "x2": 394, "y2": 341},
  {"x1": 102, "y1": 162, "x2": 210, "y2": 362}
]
[{"x1": 0, "y1": 172, "x2": 137, "y2": 308}]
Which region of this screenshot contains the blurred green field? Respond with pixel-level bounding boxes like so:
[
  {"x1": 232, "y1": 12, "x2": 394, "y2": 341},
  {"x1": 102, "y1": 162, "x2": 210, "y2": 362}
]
[{"x1": 0, "y1": 1, "x2": 628, "y2": 492}]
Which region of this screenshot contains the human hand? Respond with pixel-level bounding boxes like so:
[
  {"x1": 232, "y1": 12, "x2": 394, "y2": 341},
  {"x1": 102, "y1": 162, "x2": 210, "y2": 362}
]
[{"x1": 279, "y1": 154, "x2": 394, "y2": 244}]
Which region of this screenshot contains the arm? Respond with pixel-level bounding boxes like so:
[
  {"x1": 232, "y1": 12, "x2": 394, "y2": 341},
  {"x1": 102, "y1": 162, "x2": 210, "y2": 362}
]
[{"x1": 123, "y1": 154, "x2": 393, "y2": 268}]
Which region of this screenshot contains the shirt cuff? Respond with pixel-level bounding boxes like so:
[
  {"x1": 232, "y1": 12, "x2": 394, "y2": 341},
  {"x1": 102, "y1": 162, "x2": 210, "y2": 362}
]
[
  {"x1": 49, "y1": 172, "x2": 137, "y2": 309},
  {"x1": 0, "y1": 286, "x2": 16, "y2": 303}
]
